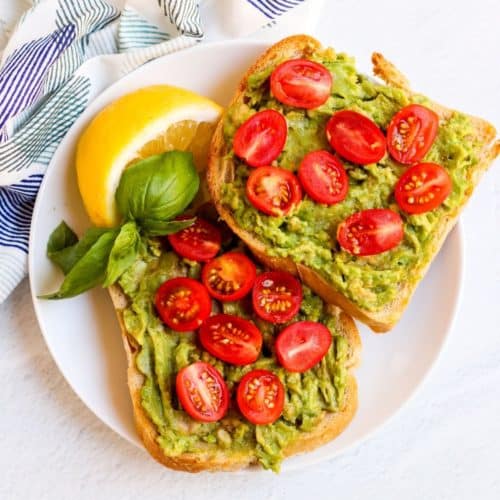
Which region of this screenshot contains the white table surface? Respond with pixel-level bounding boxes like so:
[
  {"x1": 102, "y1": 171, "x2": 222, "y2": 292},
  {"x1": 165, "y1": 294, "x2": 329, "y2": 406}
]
[{"x1": 1, "y1": 1, "x2": 500, "y2": 499}]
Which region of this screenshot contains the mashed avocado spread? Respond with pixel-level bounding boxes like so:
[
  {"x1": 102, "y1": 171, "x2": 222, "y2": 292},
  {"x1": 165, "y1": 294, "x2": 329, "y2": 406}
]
[
  {"x1": 118, "y1": 238, "x2": 351, "y2": 471},
  {"x1": 221, "y1": 47, "x2": 481, "y2": 311}
]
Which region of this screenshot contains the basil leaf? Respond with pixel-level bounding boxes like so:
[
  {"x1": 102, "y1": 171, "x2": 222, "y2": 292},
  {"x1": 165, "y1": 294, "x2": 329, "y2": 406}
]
[
  {"x1": 115, "y1": 151, "x2": 199, "y2": 227},
  {"x1": 47, "y1": 224, "x2": 110, "y2": 275},
  {"x1": 103, "y1": 221, "x2": 141, "y2": 287},
  {"x1": 41, "y1": 229, "x2": 118, "y2": 299},
  {"x1": 143, "y1": 217, "x2": 196, "y2": 237},
  {"x1": 47, "y1": 221, "x2": 78, "y2": 254}
]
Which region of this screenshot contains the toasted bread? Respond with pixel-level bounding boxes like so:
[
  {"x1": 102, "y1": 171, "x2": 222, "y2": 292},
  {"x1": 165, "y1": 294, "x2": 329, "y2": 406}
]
[
  {"x1": 207, "y1": 35, "x2": 500, "y2": 332},
  {"x1": 109, "y1": 282, "x2": 360, "y2": 472}
]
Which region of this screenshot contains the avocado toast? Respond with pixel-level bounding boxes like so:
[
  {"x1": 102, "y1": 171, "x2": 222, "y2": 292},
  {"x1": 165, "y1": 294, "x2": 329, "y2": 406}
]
[
  {"x1": 108, "y1": 235, "x2": 360, "y2": 472},
  {"x1": 208, "y1": 35, "x2": 500, "y2": 332},
  {"x1": 43, "y1": 82, "x2": 362, "y2": 473}
]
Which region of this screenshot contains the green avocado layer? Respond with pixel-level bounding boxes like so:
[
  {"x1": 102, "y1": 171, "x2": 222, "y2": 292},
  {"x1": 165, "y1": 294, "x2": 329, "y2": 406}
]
[
  {"x1": 118, "y1": 238, "x2": 351, "y2": 472},
  {"x1": 221, "y1": 47, "x2": 481, "y2": 312}
]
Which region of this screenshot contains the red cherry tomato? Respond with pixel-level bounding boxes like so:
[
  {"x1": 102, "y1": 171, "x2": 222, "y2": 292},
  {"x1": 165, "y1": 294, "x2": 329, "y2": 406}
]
[
  {"x1": 236, "y1": 370, "x2": 284, "y2": 425},
  {"x1": 387, "y1": 104, "x2": 439, "y2": 164},
  {"x1": 252, "y1": 271, "x2": 302, "y2": 324},
  {"x1": 176, "y1": 362, "x2": 229, "y2": 422},
  {"x1": 246, "y1": 166, "x2": 302, "y2": 216},
  {"x1": 155, "y1": 277, "x2": 211, "y2": 332},
  {"x1": 199, "y1": 314, "x2": 263, "y2": 365},
  {"x1": 167, "y1": 217, "x2": 221, "y2": 262},
  {"x1": 337, "y1": 208, "x2": 404, "y2": 256},
  {"x1": 202, "y1": 252, "x2": 256, "y2": 302},
  {"x1": 394, "y1": 162, "x2": 452, "y2": 214},
  {"x1": 233, "y1": 109, "x2": 287, "y2": 167},
  {"x1": 270, "y1": 59, "x2": 332, "y2": 109},
  {"x1": 298, "y1": 150, "x2": 349, "y2": 205},
  {"x1": 275, "y1": 321, "x2": 332, "y2": 373},
  {"x1": 326, "y1": 110, "x2": 386, "y2": 164}
]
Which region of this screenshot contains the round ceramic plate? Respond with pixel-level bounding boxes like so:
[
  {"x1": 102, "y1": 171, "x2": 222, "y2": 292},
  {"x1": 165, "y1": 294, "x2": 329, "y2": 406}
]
[{"x1": 29, "y1": 40, "x2": 464, "y2": 472}]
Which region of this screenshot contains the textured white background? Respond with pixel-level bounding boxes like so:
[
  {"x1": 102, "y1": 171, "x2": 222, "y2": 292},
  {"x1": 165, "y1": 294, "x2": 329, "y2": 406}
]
[{"x1": 1, "y1": 1, "x2": 500, "y2": 499}]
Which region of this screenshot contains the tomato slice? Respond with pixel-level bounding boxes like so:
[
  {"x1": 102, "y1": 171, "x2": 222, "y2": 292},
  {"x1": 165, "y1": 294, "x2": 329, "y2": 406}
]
[
  {"x1": 176, "y1": 362, "x2": 229, "y2": 422},
  {"x1": 199, "y1": 314, "x2": 262, "y2": 365},
  {"x1": 202, "y1": 252, "x2": 256, "y2": 301},
  {"x1": 387, "y1": 104, "x2": 439, "y2": 164},
  {"x1": 394, "y1": 162, "x2": 451, "y2": 214},
  {"x1": 246, "y1": 166, "x2": 302, "y2": 217},
  {"x1": 337, "y1": 208, "x2": 404, "y2": 256},
  {"x1": 275, "y1": 321, "x2": 332, "y2": 373},
  {"x1": 155, "y1": 277, "x2": 211, "y2": 332},
  {"x1": 236, "y1": 370, "x2": 284, "y2": 425},
  {"x1": 326, "y1": 110, "x2": 386, "y2": 164},
  {"x1": 270, "y1": 59, "x2": 332, "y2": 109},
  {"x1": 252, "y1": 271, "x2": 302, "y2": 324},
  {"x1": 233, "y1": 109, "x2": 287, "y2": 167},
  {"x1": 167, "y1": 217, "x2": 221, "y2": 262},
  {"x1": 298, "y1": 150, "x2": 349, "y2": 204}
]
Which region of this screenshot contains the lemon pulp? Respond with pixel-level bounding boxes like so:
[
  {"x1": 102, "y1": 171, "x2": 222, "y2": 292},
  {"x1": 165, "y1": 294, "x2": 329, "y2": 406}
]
[{"x1": 76, "y1": 85, "x2": 222, "y2": 227}]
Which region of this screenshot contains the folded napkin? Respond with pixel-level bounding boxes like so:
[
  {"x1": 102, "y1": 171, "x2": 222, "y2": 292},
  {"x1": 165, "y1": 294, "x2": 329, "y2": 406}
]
[{"x1": 0, "y1": 0, "x2": 322, "y2": 304}]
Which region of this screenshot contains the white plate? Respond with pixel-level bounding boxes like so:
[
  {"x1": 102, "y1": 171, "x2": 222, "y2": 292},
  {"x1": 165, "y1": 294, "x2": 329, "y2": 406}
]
[{"x1": 29, "y1": 40, "x2": 464, "y2": 472}]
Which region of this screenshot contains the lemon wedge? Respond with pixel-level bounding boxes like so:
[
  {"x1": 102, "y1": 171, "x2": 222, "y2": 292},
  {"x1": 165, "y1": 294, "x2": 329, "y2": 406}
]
[{"x1": 75, "y1": 85, "x2": 223, "y2": 227}]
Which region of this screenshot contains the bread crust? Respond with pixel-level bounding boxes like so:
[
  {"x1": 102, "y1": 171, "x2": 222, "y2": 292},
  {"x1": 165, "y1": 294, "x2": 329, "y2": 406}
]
[
  {"x1": 207, "y1": 35, "x2": 500, "y2": 333},
  {"x1": 109, "y1": 284, "x2": 360, "y2": 472}
]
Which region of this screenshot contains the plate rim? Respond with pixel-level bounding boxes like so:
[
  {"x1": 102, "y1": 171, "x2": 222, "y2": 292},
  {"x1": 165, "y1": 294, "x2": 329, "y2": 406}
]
[
  {"x1": 297, "y1": 223, "x2": 465, "y2": 469},
  {"x1": 28, "y1": 38, "x2": 465, "y2": 472}
]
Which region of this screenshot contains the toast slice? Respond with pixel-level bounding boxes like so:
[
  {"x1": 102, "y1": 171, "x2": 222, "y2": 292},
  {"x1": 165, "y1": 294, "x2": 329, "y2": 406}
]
[
  {"x1": 109, "y1": 265, "x2": 360, "y2": 473},
  {"x1": 208, "y1": 35, "x2": 500, "y2": 332}
]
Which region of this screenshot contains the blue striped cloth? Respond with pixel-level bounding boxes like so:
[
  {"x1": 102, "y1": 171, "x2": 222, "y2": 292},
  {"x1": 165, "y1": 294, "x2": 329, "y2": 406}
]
[
  {"x1": 248, "y1": 0, "x2": 304, "y2": 18},
  {"x1": 0, "y1": 0, "x2": 310, "y2": 303}
]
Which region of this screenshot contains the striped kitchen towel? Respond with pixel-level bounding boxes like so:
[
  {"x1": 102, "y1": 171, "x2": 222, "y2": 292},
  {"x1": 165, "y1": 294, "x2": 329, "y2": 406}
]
[{"x1": 0, "y1": 0, "x2": 320, "y2": 303}]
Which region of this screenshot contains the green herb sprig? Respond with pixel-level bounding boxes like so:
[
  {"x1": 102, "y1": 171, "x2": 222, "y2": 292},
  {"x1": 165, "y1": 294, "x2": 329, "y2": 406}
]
[{"x1": 41, "y1": 151, "x2": 199, "y2": 299}]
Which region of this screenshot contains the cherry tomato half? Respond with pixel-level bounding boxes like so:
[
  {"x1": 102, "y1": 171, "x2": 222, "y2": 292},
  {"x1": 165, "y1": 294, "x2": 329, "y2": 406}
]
[
  {"x1": 246, "y1": 166, "x2": 302, "y2": 217},
  {"x1": 199, "y1": 314, "x2": 263, "y2": 365},
  {"x1": 298, "y1": 150, "x2": 349, "y2": 205},
  {"x1": 155, "y1": 277, "x2": 211, "y2": 332},
  {"x1": 326, "y1": 110, "x2": 386, "y2": 164},
  {"x1": 337, "y1": 208, "x2": 404, "y2": 256},
  {"x1": 394, "y1": 162, "x2": 452, "y2": 214},
  {"x1": 176, "y1": 362, "x2": 229, "y2": 422},
  {"x1": 252, "y1": 271, "x2": 302, "y2": 324},
  {"x1": 275, "y1": 321, "x2": 332, "y2": 373},
  {"x1": 233, "y1": 109, "x2": 287, "y2": 167},
  {"x1": 387, "y1": 104, "x2": 439, "y2": 164},
  {"x1": 167, "y1": 217, "x2": 221, "y2": 262},
  {"x1": 236, "y1": 370, "x2": 285, "y2": 425},
  {"x1": 270, "y1": 59, "x2": 332, "y2": 109},
  {"x1": 202, "y1": 252, "x2": 256, "y2": 302}
]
